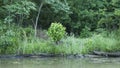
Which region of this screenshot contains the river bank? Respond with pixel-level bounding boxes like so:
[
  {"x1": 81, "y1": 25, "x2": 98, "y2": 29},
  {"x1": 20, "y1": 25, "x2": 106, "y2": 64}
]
[
  {"x1": 0, "y1": 53, "x2": 114, "y2": 58},
  {"x1": 1, "y1": 51, "x2": 120, "y2": 58},
  {"x1": 0, "y1": 54, "x2": 103, "y2": 58}
]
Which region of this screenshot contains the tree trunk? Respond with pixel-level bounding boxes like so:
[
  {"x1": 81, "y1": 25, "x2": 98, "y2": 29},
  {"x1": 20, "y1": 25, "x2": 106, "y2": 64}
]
[{"x1": 34, "y1": 3, "x2": 43, "y2": 38}]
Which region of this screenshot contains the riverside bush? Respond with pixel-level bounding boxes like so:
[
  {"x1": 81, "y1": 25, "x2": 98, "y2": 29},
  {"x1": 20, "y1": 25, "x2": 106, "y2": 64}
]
[
  {"x1": 0, "y1": 22, "x2": 19, "y2": 54},
  {"x1": 0, "y1": 21, "x2": 34, "y2": 54},
  {"x1": 48, "y1": 22, "x2": 66, "y2": 43}
]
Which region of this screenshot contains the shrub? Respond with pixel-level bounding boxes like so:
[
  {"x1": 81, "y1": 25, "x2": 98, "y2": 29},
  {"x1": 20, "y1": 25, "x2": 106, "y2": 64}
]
[
  {"x1": 48, "y1": 22, "x2": 66, "y2": 43},
  {"x1": 0, "y1": 24, "x2": 19, "y2": 54},
  {"x1": 0, "y1": 20, "x2": 34, "y2": 54}
]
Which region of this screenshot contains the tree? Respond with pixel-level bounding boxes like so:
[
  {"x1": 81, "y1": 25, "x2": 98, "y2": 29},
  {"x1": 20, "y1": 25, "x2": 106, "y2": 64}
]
[
  {"x1": 3, "y1": 0, "x2": 36, "y2": 25},
  {"x1": 34, "y1": 0, "x2": 71, "y2": 37},
  {"x1": 34, "y1": 1, "x2": 43, "y2": 38}
]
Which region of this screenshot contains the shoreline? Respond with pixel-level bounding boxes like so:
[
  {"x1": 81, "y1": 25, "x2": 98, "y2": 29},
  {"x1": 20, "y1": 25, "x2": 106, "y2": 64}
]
[
  {"x1": 0, "y1": 54, "x2": 112, "y2": 59},
  {"x1": 1, "y1": 51, "x2": 120, "y2": 58}
]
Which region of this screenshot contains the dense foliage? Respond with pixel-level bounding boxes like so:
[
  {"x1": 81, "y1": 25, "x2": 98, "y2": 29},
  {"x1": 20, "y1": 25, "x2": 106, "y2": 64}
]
[
  {"x1": 0, "y1": 0, "x2": 120, "y2": 55},
  {"x1": 1, "y1": 0, "x2": 120, "y2": 34},
  {"x1": 48, "y1": 22, "x2": 66, "y2": 43}
]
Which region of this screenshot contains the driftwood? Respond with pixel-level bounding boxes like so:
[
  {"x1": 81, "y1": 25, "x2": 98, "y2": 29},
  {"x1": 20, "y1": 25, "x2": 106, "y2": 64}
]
[{"x1": 93, "y1": 51, "x2": 120, "y2": 57}]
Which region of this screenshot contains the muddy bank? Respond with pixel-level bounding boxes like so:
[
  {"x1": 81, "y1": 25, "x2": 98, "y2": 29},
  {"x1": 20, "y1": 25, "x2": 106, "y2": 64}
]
[
  {"x1": 1, "y1": 51, "x2": 120, "y2": 58},
  {"x1": 0, "y1": 53, "x2": 103, "y2": 58},
  {"x1": 93, "y1": 51, "x2": 120, "y2": 57}
]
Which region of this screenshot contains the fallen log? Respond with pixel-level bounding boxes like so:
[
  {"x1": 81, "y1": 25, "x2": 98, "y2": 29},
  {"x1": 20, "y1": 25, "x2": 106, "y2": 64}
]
[{"x1": 93, "y1": 51, "x2": 120, "y2": 57}]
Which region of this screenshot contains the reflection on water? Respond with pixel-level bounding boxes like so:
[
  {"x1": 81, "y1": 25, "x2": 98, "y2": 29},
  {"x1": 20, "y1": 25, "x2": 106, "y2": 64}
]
[{"x1": 0, "y1": 57, "x2": 120, "y2": 68}]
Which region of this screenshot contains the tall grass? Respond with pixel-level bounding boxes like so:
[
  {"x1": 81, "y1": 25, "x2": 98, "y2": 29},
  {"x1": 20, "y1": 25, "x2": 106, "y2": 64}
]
[
  {"x1": 82, "y1": 34, "x2": 119, "y2": 54},
  {"x1": 18, "y1": 35, "x2": 83, "y2": 55},
  {"x1": 3, "y1": 33, "x2": 120, "y2": 55}
]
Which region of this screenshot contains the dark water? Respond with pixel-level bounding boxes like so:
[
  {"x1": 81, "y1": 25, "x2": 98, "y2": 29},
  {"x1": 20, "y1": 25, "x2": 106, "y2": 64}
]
[{"x1": 0, "y1": 57, "x2": 120, "y2": 68}]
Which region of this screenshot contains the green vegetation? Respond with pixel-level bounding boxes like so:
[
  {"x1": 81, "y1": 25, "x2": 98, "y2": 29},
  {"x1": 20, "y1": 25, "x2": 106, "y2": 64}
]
[
  {"x1": 0, "y1": 0, "x2": 120, "y2": 55},
  {"x1": 48, "y1": 22, "x2": 66, "y2": 43}
]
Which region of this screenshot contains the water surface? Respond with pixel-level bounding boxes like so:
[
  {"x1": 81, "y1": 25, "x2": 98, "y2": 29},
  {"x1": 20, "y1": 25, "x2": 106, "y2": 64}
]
[{"x1": 0, "y1": 57, "x2": 120, "y2": 68}]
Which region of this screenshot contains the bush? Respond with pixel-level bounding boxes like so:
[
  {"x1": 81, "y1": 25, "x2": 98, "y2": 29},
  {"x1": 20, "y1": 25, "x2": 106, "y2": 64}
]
[
  {"x1": 48, "y1": 22, "x2": 66, "y2": 43},
  {"x1": 0, "y1": 20, "x2": 34, "y2": 54},
  {"x1": 0, "y1": 21, "x2": 19, "y2": 54}
]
